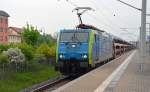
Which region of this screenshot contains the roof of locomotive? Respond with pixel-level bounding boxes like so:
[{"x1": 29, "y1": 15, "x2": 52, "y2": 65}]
[
  {"x1": 60, "y1": 24, "x2": 111, "y2": 38},
  {"x1": 76, "y1": 24, "x2": 104, "y2": 33},
  {"x1": 60, "y1": 24, "x2": 131, "y2": 45},
  {"x1": 60, "y1": 29, "x2": 91, "y2": 32},
  {"x1": 60, "y1": 24, "x2": 105, "y2": 33}
]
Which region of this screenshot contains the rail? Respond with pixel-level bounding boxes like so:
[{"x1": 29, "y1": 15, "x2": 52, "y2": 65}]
[{"x1": 21, "y1": 76, "x2": 69, "y2": 92}]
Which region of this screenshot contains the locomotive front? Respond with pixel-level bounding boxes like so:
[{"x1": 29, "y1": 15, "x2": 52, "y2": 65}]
[{"x1": 55, "y1": 29, "x2": 90, "y2": 75}]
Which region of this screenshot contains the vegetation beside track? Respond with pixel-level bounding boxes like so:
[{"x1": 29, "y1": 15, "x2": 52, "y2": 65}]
[
  {"x1": 0, "y1": 24, "x2": 61, "y2": 92},
  {"x1": 0, "y1": 64, "x2": 61, "y2": 92}
]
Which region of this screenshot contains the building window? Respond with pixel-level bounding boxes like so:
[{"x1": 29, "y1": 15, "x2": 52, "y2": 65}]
[
  {"x1": 5, "y1": 28, "x2": 7, "y2": 32},
  {"x1": 0, "y1": 36, "x2": 3, "y2": 41},
  {"x1": 0, "y1": 28, "x2": 3, "y2": 32},
  {"x1": 0, "y1": 18, "x2": 2, "y2": 23},
  {"x1": 2, "y1": 28, "x2": 4, "y2": 32},
  {"x1": 8, "y1": 36, "x2": 10, "y2": 40},
  {"x1": 5, "y1": 36, "x2": 7, "y2": 41},
  {"x1": 5, "y1": 19, "x2": 7, "y2": 24},
  {"x1": 1, "y1": 18, "x2": 3, "y2": 24},
  {"x1": 4, "y1": 28, "x2": 8, "y2": 32}
]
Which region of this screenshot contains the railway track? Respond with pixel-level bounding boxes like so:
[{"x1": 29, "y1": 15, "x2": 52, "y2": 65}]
[
  {"x1": 44, "y1": 77, "x2": 71, "y2": 92},
  {"x1": 21, "y1": 75, "x2": 73, "y2": 92}
]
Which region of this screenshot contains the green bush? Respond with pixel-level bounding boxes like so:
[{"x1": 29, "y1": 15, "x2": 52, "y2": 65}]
[
  {"x1": 0, "y1": 45, "x2": 9, "y2": 53},
  {"x1": 36, "y1": 43, "x2": 50, "y2": 59},
  {"x1": 0, "y1": 54, "x2": 9, "y2": 64},
  {"x1": 3, "y1": 48, "x2": 25, "y2": 63},
  {"x1": 49, "y1": 44, "x2": 56, "y2": 57},
  {"x1": 33, "y1": 54, "x2": 47, "y2": 64},
  {"x1": 18, "y1": 43, "x2": 34, "y2": 61}
]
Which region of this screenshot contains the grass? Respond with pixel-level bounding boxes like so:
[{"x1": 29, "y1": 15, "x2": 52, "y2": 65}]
[{"x1": 0, "y1": 64, "x2": 61, "y2": 92}]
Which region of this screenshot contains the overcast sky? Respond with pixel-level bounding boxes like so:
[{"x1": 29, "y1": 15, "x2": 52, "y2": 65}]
[{"x1": 0, "y1": 0, "x2": 150, "y2": 41}]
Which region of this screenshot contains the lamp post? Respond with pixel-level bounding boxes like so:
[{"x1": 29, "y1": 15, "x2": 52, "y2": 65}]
[
  {"x1": 141, "y1": 0, "x2": 147, "y2": 56},
  {"x1": 117, "y1": 0, "x2": 147, "y2": 57}
]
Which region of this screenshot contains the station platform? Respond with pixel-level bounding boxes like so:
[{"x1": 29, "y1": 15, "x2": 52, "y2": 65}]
[
  {"x1": 52, "y1": 50, "x2": 150, "y2": 92},
  {"x1": 104, "y1": 50, "x2": 150, "y2": 92}
]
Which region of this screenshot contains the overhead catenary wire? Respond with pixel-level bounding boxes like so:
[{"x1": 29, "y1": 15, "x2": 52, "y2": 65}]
[
  {"x1": 89, "y1": 0, "x2": 136, "y2": 32},
  {"x1": 88, "y1": 0, "x2": 123, "y2": 29},
  {"x1": 120, "y1": 28, "x2": 138, "y2": 36},
  {"x1": 96, "y1": 0, "x2": 130, "y2": 27},
  {"x1": 89, "y1": 0, "x2": 139, "y2": 40},
  {"x1": 66, "y1": 0, "x2": 121, "y2": 32},
  {"x1": 91, "y1": 0, "x2": 140, "y2": 39},
  {"x1": 63, "y1": 0, "x2": 137, "y2": 41}
]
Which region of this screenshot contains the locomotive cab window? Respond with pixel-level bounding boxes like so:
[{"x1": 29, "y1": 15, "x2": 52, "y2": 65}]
[
  {"x1": 60, "y1": 32, "x2": 89, "y2": 43},
  {"x1": 94, "y1": 34, "x2": 96, "y2": 42},
  {"x1": 94, "y1": 34, "x2": 99, "y2": 42}
]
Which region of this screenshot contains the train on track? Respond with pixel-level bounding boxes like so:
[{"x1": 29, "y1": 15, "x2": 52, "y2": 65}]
[
  {"x1": 55, "y1": 7, "x2": 134, "y2": 75},
  {"x1": 55, "y1": 24, "x2": 133, "y2": 75}
]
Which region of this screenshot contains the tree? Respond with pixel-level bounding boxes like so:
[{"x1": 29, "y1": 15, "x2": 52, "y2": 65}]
[
  {"x1": 37, "y1": 34, "x2": 55, "y2": 47},
  {"x1": 36, "y1": 43, "x2": 50, "y2": 59},
  {"x1": 22, "y1": 24, "x2": 40, "y2": 46}
]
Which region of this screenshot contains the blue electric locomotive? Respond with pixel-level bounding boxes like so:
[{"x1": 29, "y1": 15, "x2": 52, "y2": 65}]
[{"x1": 55, "y1": 24, "x2": 114, "y2": 75}]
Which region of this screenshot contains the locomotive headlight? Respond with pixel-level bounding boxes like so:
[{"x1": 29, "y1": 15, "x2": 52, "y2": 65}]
[
  {"x1": 83, "y1": 55, "x2": 87, "y2": 59},
  {"x1": 59, "y1": 54, "x2": 63, "y2": 59}
]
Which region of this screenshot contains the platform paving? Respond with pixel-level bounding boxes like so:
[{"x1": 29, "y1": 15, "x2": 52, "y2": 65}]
[
  {"x1": 103, "y1": 50, "x2": 150, "y2": 92},
  {"x1": 52, "y1": 51, "x2": 133, "y2": 92}
]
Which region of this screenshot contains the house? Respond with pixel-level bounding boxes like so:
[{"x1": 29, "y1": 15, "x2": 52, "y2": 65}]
[
  {"x1": 0, "y1": 10, "x2": 9, "y2": 44},
  {"x1": 8, "y1": 27, "x2": 23, "y2": 43}
]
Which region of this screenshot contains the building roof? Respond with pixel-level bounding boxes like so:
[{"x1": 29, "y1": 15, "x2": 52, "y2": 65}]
[
  {"x1": 9, "y1": 27, "x2": 23, "y2": 34},
  {"x1": 0, "y1": 10, "x2": 10, "y2": 17}
]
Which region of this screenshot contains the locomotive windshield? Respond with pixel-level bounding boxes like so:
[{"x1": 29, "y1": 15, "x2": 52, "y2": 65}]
[{"x1": 60, "y1": 32, "x2": 89, "y2": 43}]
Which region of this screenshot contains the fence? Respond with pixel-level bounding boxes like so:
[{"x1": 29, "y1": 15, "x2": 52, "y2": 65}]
[
  {"x1": 0, "y1": 57, "x2": 56, "y2": 80},
  {"x1": 0, "y1": 63, "x2": 30, "y2": 72},
  {"x1": 0, "y1": 63, "x2": 30, "y2": 80}
]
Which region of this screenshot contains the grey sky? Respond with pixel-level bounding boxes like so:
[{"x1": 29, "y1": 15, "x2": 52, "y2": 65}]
[{"x1": 0, "y1": 0, "x2": 150, "y2": 41}]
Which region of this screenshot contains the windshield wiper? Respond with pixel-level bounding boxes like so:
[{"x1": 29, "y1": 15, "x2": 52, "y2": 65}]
[
  {"x1": 74, "y1": 33, "x2": 81, "y2": 44},
  {"x1": 67, "y1": 32, "x2": 81, "y2": 44}
]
